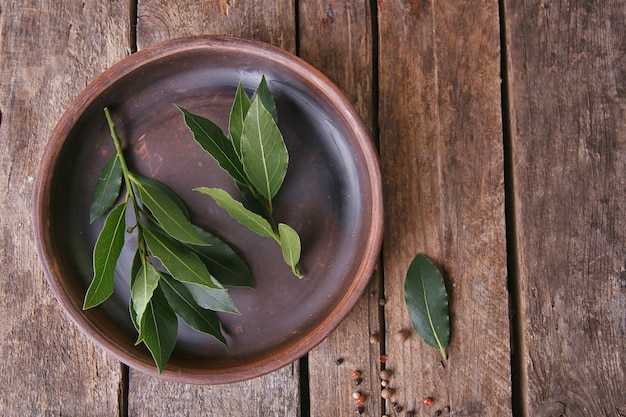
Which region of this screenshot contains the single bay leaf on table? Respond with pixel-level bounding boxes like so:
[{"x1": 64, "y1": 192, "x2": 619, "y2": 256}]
[
  {"x1": 177, "y1": 105, "x2": 248, "y2": 185},
  {"x1": 194, "y1": 187, "x2": 275, "y2": 239},
  {"x1": 84, "y1": 202, "x2": 127, "y2": 309},
  {"x1": 142, "y1": 226, "x2": 222, "y2": 289},
  {"x1": 90, "y1": 152, "x2": 123, "y2": 223},
  {"x1": 278, "y1": 223, "x2": 303, "y2": 278},
  {"x1": 159, "y1": 273, "x2": 229, "y2": 347},
  {"x1": 404, "y1": 253, "x2": 450, "y2": 360},
  {"x1": 239, "y1": 96, "x2": 289, "y2": 202},
  {"x1": 139, "y1": 286, "x2": 178, "y2": 373},
  {"x1": 132, "y1": 176, "x2": 207, "y2": 246}
]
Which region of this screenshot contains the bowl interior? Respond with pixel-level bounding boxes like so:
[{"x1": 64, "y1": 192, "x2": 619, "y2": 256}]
[{"x1": 35, "y1": 37, "x2": 382, "y2": 383}]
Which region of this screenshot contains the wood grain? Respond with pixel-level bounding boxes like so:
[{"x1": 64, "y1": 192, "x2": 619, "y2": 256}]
[
  {"x1": 128, "y1": 2, "x2": 301, "y2": 416},
  {"x1": 128, "y1": 363, "x2": 301, "y2": 416},
  {"x1": 378, "y1": 1, "x2": 511, "y2": 415},
  {"x1": 299, "y1": 1, "x2": 382, "y2": 415},
  {"x1": 0, "y1": 0, "x2": 131, "y2": 415},
  {"x1": 505, "y1": 1, "x2": 626, "y2": 415},
  {"x1": 136, "y1": 0, "x2": 296, "y2": 52}
]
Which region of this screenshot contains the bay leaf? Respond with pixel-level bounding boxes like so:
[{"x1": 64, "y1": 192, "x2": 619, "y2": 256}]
[
  {"x1": 84, "y1": 202, "x2": 127, "y2": 309},
  {"x1": 239, "y1": 97, "x2": 288, "y2": 202},
  {"x1": 251, "y1": 75, "x2": 278, "y2": 123},
  {"x1": 194, "y1": 187, "x2": 275, "y2": 238},
  {"x1": 132, "y1": 174, "x2": 189, "y2": 219},
  {"x1": 404, "y1": 254, "x2": 450, "y2": 360},
  {"x1": 131, "y1": 261, "x2": 161, "y2": 325},
  {"x1": 183, "y1": 281, "x2": 240, "y2": 315},
  {"x1": 129, "y1": 250, "x2": 142, "y2": 341},
  {"x1": 159, "y1": 274, "x2": 228, "y2": 346},
  {"x1": 278, "y1": 223, "x2": 303, "y2": 278},
  {"x1": 228, "y1": 81, "x2": 251, "y2": 156},
  {"x1": 177, "y1": 105, "x2": 248, "y2": 185},
  {"x1": 90, "y1": 152, "x2": 123, "y2": 223},
  {"x1": 139, "y1": 286, "x2": 178, "y2": 373},
  {"x1": 190, "y1": 226, "x2": 255, "y2": 288},
  {"x1": 132, "y1": 176, "x2": 207, "y2": 246},
  {"x1": 142, "y1": 226, "x2": 221, "y2": 289}
]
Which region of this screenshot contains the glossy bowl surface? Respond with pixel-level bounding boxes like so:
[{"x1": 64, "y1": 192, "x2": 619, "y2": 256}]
[{"x1": 34, "y1": 36, "x2": 383, "y2": 384}]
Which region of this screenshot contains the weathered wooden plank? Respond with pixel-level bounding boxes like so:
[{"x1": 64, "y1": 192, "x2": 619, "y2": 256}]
[
  {"x1": 378, "y1": 1, "x2": 511, "y2": 416},
  {"x1": 0, "y1": 0, "x2": 131, "y2": 415},
  {"x1": 128, "y1": 2, "x2": 301, "y2": 416},
  {"x1": 128, "y1": 363, "x2": 300, "y2": 416},
  {"x1": 136, "y1": 0, "x2": 296, "y2": 52},
  {"x1": 504, "y1": 1, "x2": 626, "y2": 415},
  {"x1": 299, "y1": 1, "x2": 382, "y2": 416}
]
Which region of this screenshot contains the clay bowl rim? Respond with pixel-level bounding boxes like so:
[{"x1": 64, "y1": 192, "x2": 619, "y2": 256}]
[{"x1": 33, "y1": 35, "x2": 384, "y2": 384}]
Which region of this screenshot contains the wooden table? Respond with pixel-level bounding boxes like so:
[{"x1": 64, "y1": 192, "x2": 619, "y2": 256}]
[{"x1": 1, "y1": 1, "x2": 624, "y2": 416}]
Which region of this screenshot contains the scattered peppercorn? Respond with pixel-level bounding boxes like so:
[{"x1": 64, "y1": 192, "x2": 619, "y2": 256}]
[
  {"x1": 355, "y1": 406, "x2": 364, "y2": 414},
  {"x1": 381, "y1": 380, "x2": 389, "y2": 388},
  {"x1": 352, "y1": 370, "x2": 362, "y2": 378},
  {"x1": 422, "y1": 397, "x2": 434, "y2": 406},
  {"x1": 443, "y1": 405, "x2": 450, "y2": 413},
  {"x1": 335, "y1": 358, "x2": 344, "y2": 365},
  {"x1": 369, "y1": 333, "x2": 381, "y2": 344},
  {"x1": 394, "y1": 330, "x2": 409, "y2": 342},
  {"x1": 394, "y1": 404, "x2": 403, "y2": 413},
  {"x1": 381, "y1": 388, "x2": 395, "y2": 400},
  {"x1": 378, "y1": 297, "x2": 386, "y2": 306},
  {"x1": 353, "y1": 377, "x2": 362, "y2": 386},
  {"x1": 352, "y1": 391, "x2": 361, "y2": 400},
  {"x1": 434, "y1": 410, "x2": 442, "y2": 417},
  {"x1": 379, "y1": 369, "x2": 392, "y2": 380},
  {"x1": 356, "y1": 395, "x2": 366, "y2": 405},
  {"x1": 380, "y1": 355, "x2": 387, "y2": 363}
]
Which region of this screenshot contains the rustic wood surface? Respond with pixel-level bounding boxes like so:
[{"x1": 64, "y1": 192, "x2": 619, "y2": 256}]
[
  {"x1": 1, "y1": 1, "x2": 624, "y2": 416},
  {"x1": 504, "y1": 1, "x2": 626, "y2": 416},
  {"x1": 379, "y1": 0, "x2": 511, "y2": 415}
]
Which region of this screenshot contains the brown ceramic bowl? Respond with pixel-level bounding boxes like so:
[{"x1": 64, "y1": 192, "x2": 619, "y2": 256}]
[{"x1": 34, "y1": 36, "x2": 383, "y2": 384}]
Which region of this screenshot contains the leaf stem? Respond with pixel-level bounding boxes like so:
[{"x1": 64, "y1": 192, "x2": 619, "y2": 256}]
[
  {"x1": 104, "y1": 108, "x2": 132, "y2": 195},
  {"x1": 104, "y1": 108, "x2": 146, "y2": 253}
]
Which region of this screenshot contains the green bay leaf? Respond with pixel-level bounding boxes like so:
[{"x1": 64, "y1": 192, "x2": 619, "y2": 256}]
[
  {"x1": 240, "y1": 97, "x2": 288, "y2": 201},
  {"x1": 228, "y1": 82, "x2": 251, "y2": 156},
  {"x1": 183, "y1": 281, "x2": 240, "y2": 315},
  {"x1": 132, "y1": 176, "x2": 207, "y2": 246},
  {"x1": 129, "y1": 250, "x2": 142, "y2": 341},
  {"x1": 131, "y1": 261, "x2": 161, "y2": 325},
  {"x1": 278, "y1": 223, "x2": 303, "y2": 278},
  {"x1": 139, "y1": 286, "x2": 178, "y2": 373},
  {"x1": 404, "y1": 254, "x2": 450, "y2": 360},
  {"x1": 251, "y1": 75, "x2": 278, "y2": 123},
  {"x1": 159, "y1": 274, "x2": 228, "y2": 346},
  {"x1": 190, "y1": 226, "x2": 255, "y2": 289},
  {"x1": 90, "y1": 152, "x2": 123, "y2": 223},
  {"x1": 194, "y1": 187, "x2": 275, "y2": 238},
  {"x1": 84, "y1": 202, "x2": 127, "y2": 309},
  {"x1": 142, "y1": 226, "x2": 221, "y2": 289},
  {"x1": 177, "y1": 105, "x2": 248, "y2": 185},
  {"x1": 132, "y1": 174, "x2": 189, "y2": 219}
]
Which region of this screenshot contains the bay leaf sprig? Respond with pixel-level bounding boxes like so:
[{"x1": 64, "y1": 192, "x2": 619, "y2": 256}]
[
  {"x1": 404, "y1": 253, "x2": 450, "y2": 360},
  {"x1": 84, "y1": 107, "x2": 253, "y2": 372},
  {"x1": 178, "y1": 76, "x2": 303, "y2": 277}
]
